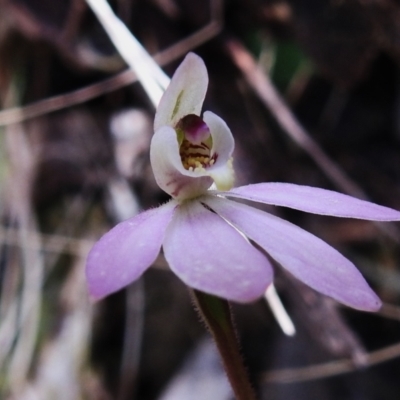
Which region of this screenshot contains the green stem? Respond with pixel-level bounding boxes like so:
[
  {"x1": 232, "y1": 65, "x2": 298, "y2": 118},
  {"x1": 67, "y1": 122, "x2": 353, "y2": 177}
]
[{"x1": 191, "y1": 289, "x2": 258, "y2": 400}]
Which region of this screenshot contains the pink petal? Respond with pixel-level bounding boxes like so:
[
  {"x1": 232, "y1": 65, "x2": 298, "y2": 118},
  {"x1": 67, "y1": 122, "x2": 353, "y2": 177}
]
[
  {"x1": 154, "y1": 53, "x2": 208, "y2": 131},
  {"x1": 150, "y1": 126, "x2": 213, "y2": 199},
  {"x1": 225, "y1": 183, "x2": 400, "y2": 220},
  {"x1": 86, "y1": 201, "x2": 177, "y2": 300},
  {"x1": 163, "y1": 200, "x2": 273, "y2": 303},
  {"x1": 205, "y1": 196, "x2": 381, "y2": 311}
]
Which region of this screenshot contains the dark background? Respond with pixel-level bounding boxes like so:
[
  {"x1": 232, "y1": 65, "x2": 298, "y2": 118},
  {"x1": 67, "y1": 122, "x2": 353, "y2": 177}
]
[{"x1": 0, "y1": 0, "x2": 399, "y2": 399}]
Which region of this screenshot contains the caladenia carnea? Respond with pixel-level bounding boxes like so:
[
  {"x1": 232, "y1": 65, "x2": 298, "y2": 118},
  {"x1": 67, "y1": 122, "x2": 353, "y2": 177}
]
[
  {"x1": 87, "y1": 52, "x2": 400, "y2": 311},
  {"x1": 86, "y1": 51, "x2": 400, "y2": 400}
]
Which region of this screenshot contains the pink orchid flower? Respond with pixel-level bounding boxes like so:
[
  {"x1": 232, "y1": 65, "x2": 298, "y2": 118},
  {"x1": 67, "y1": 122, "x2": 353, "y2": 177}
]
[{"x1": 86, "y1": 53, "x2": 400, "y2": 311}]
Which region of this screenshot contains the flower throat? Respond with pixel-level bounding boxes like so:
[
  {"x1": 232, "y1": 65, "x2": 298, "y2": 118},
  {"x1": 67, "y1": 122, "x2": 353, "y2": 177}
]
[{"x1": 176, "y1": 114, "x2": 217, "y2": 172}]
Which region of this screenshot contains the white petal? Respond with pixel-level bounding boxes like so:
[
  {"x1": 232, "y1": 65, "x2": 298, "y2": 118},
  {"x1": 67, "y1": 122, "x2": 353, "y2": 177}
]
[
  {"x1": 202, "y1": 111, "x2": 235, "y2": 191},
  {"x1": 154, "y1": 53, "x2": 208, "y2": 130},
  {"x1": 203, "y1": 111, "x2": 234, "y2": 168},
  {"x1": 209, "y1": 164, "x2": 235, "y2": 192}
]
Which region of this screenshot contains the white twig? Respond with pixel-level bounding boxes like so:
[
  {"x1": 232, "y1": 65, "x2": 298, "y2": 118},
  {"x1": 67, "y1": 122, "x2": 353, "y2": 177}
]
[
  {"x1": 85, "y1": 0, "x2": 170, "y2": 107},
  {"x1": 265, "y1": 284, "x2": 296, "y2": 337}
]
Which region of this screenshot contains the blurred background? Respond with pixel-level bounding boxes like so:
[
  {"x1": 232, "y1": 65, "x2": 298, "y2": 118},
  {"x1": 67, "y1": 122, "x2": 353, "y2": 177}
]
[{"x1": 0, "y1": 0, "x2": 400, "y2": 399}]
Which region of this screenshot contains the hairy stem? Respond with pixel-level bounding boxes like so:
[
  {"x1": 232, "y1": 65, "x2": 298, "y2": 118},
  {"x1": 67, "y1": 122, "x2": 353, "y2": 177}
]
[{"x1": 192, "y1": 289, "x2": 258, "y2": 400}]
